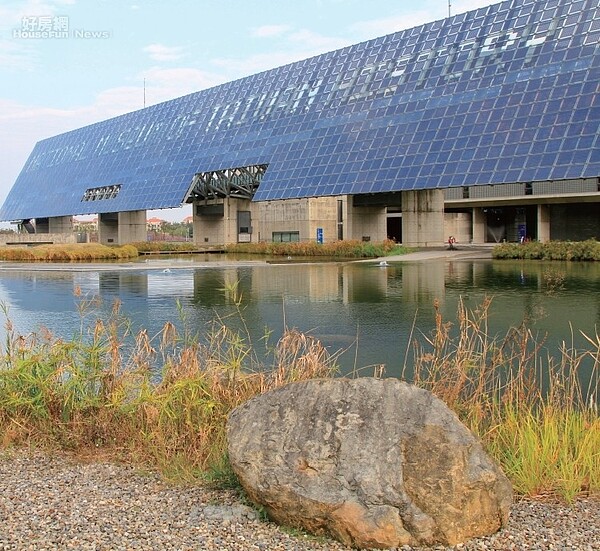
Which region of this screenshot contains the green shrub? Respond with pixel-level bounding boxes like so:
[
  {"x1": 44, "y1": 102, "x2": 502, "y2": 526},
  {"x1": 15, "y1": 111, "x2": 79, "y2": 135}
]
[{"x1": 493, "y1": 239, "x2": 600, "y2": 261}]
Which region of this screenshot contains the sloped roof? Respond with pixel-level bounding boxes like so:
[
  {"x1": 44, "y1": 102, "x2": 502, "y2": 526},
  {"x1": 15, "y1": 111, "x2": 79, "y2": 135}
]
[{"x1": 1, "y1": 0, "x2": 598, "y2": 221}]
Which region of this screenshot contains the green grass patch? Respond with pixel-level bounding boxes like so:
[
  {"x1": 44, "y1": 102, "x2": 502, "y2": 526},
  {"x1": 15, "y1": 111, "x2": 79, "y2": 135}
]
[
  {"x1": 0, "y1": 296, "x2": 337, "y2": 479},
  {"x1": 493, "y1": 239, "x2": 600, "y2": 261}
]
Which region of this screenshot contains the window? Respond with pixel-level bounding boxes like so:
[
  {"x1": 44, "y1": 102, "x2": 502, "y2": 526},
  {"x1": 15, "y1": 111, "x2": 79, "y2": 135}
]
[
  {"x1": 81, "y1": 184, "x2": 121, "y2": 202},
  {"x1": 272, "y1": 231, "x2": 300, "y2": 242}
]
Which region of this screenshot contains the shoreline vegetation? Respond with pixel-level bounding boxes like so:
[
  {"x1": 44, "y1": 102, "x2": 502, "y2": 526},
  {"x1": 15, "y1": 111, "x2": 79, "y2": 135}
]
[
  {"x1": 0, "y1": 238, "x2": 597, "y2": 262},
  {"x1": 0, "y1": 291, "x2": 598, "y2": 503},
  {"x1": 492, "y1": 239, "x2": 600, "y2": 261},
  {"x1": 0, "y1": 239, "x2": 598, "y2": 504},
  {"x1": 0, "y1": 240, "x2": 410, "y2": 262}
]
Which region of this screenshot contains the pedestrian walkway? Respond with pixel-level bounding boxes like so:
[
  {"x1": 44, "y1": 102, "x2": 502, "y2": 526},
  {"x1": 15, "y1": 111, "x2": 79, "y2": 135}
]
[{"x1": 369, "y1": 244, "x2": 495, "y2": 263}]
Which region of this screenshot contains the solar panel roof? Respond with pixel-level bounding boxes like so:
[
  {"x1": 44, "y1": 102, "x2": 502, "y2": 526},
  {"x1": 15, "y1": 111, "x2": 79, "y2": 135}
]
[{"x1": 1, "y1": 0, "x2": 598, "y2": 221}]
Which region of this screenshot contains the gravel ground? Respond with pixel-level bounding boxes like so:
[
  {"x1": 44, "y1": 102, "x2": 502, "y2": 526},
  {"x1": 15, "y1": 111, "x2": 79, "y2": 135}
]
[{"x1": 0, "y1": 451, "x2": 598, "y2": 551}]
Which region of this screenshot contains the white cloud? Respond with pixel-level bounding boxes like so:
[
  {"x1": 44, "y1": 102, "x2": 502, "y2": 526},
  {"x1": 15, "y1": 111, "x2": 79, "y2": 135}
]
[
  {"x1": 0, "y1": 39, "x2": 37, "y2": 70},
  {"x1": 251, "y1": 24, "x2": 291, "y2": 38},
  {"x1": 143, "y1": 43, "x2": 186, "y2": 62},
  {"x1": 350, "y1": 12, "x2": 437, "y2": 39},
  {"x1": 452, "y1": 0, "x2": 493, "y2": 15},
  {"x1": 287, "y1": 29, "x2": 350, "y2": 52},
  {"x1": 349, "y1": 1, "x2": 494, "y2": 40},
  {"x1": 212, "y1": 28, "x2": 351, "y2": 78}
]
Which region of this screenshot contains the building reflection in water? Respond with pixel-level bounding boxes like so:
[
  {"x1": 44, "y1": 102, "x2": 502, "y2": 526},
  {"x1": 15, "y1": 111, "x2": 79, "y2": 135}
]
[{"x1": 0, "y1": 260, "x2": 597, "y2": 389}]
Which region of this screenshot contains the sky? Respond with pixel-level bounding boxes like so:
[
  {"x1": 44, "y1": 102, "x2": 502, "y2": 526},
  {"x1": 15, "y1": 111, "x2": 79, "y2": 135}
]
[{"x1": 0, "y1": 0, "x2": 497, "y2": 223}]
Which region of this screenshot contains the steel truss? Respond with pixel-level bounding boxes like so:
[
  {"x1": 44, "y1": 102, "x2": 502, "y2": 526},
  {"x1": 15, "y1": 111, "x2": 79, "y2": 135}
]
[{"x1": 187, "y1": 164, "x2": 268, "y2": 202}]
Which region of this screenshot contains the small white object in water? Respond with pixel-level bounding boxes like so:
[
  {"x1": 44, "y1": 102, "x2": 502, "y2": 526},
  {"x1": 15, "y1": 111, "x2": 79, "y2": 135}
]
[
  {"x1": 378, "y1": 260, "x2": 389, "y2": 267},
  {"x1": 162, "y1": 268, "x2": 172, "y2": 273}
]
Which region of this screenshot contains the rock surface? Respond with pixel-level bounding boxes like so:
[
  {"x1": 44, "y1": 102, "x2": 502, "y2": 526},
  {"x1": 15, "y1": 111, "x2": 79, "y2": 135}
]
[{"x1": 227, "y1": 378, "x2": 513, "y2": 549}]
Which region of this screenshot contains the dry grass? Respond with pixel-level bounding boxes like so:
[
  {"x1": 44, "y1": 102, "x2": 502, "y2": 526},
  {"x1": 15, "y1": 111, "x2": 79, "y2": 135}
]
[
  {"x1": 225, "y1": 239, "x2": 410, "y2": 258},
  {"x1": 0, "y1": 292, "x2": 598, "y2": 500},
  {"x1": 0, "y1": 243, "x2": 138, "y2": 261},
  {"x1": 0, "y1": 296, "x2": 336, "y2": 481},
  {"x1": 405, "y1": 297, "x2": 599, "y2": 501}
]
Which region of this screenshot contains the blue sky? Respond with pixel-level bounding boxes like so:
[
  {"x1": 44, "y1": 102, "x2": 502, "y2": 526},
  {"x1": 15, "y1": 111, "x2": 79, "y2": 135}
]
[{"x1": 0, "y1": 0, "x2": 495, "y2": 222}]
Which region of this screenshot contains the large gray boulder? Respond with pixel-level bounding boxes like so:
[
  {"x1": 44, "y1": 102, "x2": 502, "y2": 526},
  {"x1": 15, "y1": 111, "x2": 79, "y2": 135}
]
[{"x1": 227, "y1": 378, "x2": 512, "y2": 549}]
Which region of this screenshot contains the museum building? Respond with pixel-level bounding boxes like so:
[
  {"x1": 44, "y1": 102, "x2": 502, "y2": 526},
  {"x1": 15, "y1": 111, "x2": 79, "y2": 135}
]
[{"x1": 0, "y1": 0, "x2": 598, "y2": 246}]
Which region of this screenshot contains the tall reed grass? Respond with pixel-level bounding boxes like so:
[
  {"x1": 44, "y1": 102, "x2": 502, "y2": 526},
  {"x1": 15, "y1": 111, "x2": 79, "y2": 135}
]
[
  {"x1": 0, "y1": 292, "x2": 597, "y2": 500},
  {"x1": 0, "y1": 293, "x2": 337, "y2": 481},
  {"x1": 493, "y1": 239, "x2": 600, "y2": 261},
  {"x1": 129, "y1": 241, "x2": 200, "y2": 253},
  {"x1": 404, "y1": 297, "x2": 599, "y2": 501}
]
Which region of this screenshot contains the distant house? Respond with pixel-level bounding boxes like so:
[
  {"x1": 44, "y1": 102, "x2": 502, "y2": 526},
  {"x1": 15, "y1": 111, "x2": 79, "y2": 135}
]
[
  {"x1": 182, "y1": 216, "x2": 193, "y2": 225},
  {"x1": 73, "y1": 217, "x2": 98, "y2": 231},
  {"x1": 147, "y1": 217, "x2": 167, "y2": 231}
]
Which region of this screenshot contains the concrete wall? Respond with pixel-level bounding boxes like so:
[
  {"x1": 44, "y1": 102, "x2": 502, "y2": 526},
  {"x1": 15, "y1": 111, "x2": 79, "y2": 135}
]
[
  {"x1": 538, "y1": 204, "x2": 551, "y2": 243},
  {"x1": 0, "y1": 233, "x2": 76, "y2": 246},
  {"x1": 443, "y1": 212, "x2": 471, "y2": 244},
  {"x1": 472, "y1": 208, "x2": 486, "y2": 244},
  {"x1": 402, "y1": 189, "x2": 445, "y2": 246},
  {"x1": 308, "y1": 197, "x2": 340, "y2": 243},
  {"x1": 346, "y1": 197, "x2": 387, "y2": 242},
  {"x1": 98, "y1": 213, "x2": 119, "y2": 244},
  {"x1": 256, "y1": 198, "x2": 311, "y2": 241},
  {"x1": 194, "y1": 198, "x2": 253, "y2": 245},
  {"x1": 194, "y1": 196, "x2": 345, "y2": 244},
  {"x1": 194, "y1": 192, "x2": 448, "y2": 246},
  {"x1": 98, "y1": 212, "x2": 119, "y2": 245},
  {"x1": 49, "y1": 216, "x2": 73, "y2": 234},
  {"x1": 254, "y1": 195, "x2": 387, "y2": 244},
  {"x1": 255, "y1": 196, "x2": 339, "y2": 243}
]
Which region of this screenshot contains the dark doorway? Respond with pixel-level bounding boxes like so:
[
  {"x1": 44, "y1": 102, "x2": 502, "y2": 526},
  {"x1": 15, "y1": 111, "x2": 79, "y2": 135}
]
[{"x1": 387, "y1": 215, "x2": 402, "y2": 243}]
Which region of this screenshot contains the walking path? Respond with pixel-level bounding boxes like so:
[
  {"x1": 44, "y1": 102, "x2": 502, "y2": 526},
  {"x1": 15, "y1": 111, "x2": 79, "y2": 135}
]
[
  {"x1": 1, "y1": 451, "x2": 598, "y2": 551},
  {"x1": 369, "y1": 244, "x2": 495, "y2": 263},
  {"x1": 0, "y1": 246, "x2": 495, "y2": 272}
]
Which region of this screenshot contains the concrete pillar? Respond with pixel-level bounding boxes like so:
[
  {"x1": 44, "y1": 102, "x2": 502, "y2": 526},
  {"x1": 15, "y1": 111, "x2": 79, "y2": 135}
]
[
  {"x1": 472, "y1": 208, "x2": 486, "y2": 244},
  {"x1": 345, "y1": 196, "x2": 387, "y2": 242},
  {"x1": 537, "y1": 204, "x2": 550, "y2": 243},
  {"x1": 118, "y1": 210, "x2": 147, "y2": 244},
  {"x1": 48, "y1": 216, "x2": 73, "y2": 234},
  {"x1": 98, "y1": 213, "x2": 118, "y2": 244},
  {"x1": 98, "y1": 210, "x2": 147, "y2": 245},
  {"x1": 401, "y1": 189, "x2": 445, "y2": 247}
]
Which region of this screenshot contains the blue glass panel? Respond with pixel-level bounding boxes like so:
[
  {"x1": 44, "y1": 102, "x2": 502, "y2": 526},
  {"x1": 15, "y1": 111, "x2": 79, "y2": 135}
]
[{"x1": 0, "y1": 0, "x2": 598, "y2": 221}]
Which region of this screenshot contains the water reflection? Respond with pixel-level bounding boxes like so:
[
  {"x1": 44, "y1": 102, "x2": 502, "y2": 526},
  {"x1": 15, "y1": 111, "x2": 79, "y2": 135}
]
[{"x1": 0, "y1": 259, "x2": 598, "y2": 390}]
